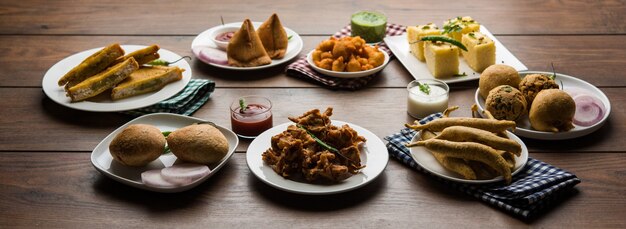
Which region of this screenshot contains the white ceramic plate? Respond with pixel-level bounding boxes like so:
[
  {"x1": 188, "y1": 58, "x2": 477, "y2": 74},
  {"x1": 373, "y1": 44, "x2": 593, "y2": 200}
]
[
  {"x1": 42, "y1": 45, "x2": 192, "y2": 112},
  {"x1": 246, "y1": 121, "x2": 389, "y2": 195},
  {"x1": 305, "y1": 50, "x2": 390, "y2": 78},
  {"x1": 384, "y1": 25, "x2": 527, "y2": 83},
  {"x1": 409, "y1": 130, "x2": 528, "y2": 184},
  {"x1": 191, "y1": 22, "x2": 303, "y2": 70},
  {"x1": 475, "y1": 71, "x2": 611, "y2": 140},
  {"x1": 91, "y1": 113, "x2": 239, "y2": 193}
]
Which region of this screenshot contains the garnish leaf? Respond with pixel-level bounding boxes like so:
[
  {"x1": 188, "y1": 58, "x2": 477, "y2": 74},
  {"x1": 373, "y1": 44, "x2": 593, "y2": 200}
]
[
  {"x1": 162, "y1": 131, "x2": 172, "y2": 137},
  {"x1": 419, "y1": 83, "x2": 431, "y2": 95},
  {"x1": 239, "y1": 98, "x2": 247, "y2": 112}
]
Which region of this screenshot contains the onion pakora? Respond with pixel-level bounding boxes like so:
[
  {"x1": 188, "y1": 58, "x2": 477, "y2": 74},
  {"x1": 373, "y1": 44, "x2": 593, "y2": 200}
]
[
  {"x1": 261, "y1": 107, "x2": 366, "y2": 182},
  {"x1": 311, "y1": 36, "x2": 385, "y2": 72}
]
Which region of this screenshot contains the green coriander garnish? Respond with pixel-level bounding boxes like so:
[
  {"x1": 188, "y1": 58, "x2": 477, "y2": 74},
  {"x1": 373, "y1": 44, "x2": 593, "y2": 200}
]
[
  {"x1": 288, "y1": 35, "x2": 293, "y2": 40},
  {"x1": 422, "y1": 25, "x2": 430, "y2": 30},
  {"x1": 162, "y1": 131, "x2": 171, "y2": 137},
  {"x1": 419, "y1": 83, "x2": 431, "y2": 94},
  {"x1": 239, "y1": 98, "x2": 247, "y2": 112}
]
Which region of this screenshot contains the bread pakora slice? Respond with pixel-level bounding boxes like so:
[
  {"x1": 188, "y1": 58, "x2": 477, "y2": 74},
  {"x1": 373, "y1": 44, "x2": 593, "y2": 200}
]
[
  {"x1": 58, "y1": 43, "x2": 125, "y2": 88},
  {"x1": 227, "y1": 19, "x2": 272, "y2": 67},
  {"x1": 114, "y1": 44, "x2": 160, "y2": 66},
  {"x1": 111, "y1": 65, "x2": 184, "y2": 100},
  {"x1": 66, "y1": 57, "x2": 139, "y2": 102},
  {"x1": 257, "y1": 13, "x2": 288, "y2": 59}
]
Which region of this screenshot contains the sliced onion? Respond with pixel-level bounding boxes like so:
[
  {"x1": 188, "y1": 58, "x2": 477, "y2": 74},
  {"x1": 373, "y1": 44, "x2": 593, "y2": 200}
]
[
  {"x1": 573, "y1": 93, "x2": 605, "y2": 126},
  {"x1": 198, "y1": 47, "x2": 228, "y2": 65},
  {"x1": 161, "y1": 164, "x2": 210, "y2": 185},
  {"x1": 141, "y1": 169, "x2": 178, "y2": 188}
]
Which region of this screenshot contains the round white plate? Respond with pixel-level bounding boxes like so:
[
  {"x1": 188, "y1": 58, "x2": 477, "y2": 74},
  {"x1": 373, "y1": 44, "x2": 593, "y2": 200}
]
[
  {"x1": 306, "y1": 50, "x2": 389, "y2": 78},
  {"x1": 409, "y1": 130, "x2": 528, "y2": 184},
  {"x1": 191, "y1": 22, "x2": 303, "y2": 70},
  {"x1": 42, "y1": 45, "x2": 192, "y2": 112},
  {"x1": 246, "y1": 120, "x2": 389, "y2": 195},
  {"x1": 90, "y1": 113, "x2": 239, "y2": 193},
  {"x1": 475, "y1": 71, "x2": 611, "y2": 140}
]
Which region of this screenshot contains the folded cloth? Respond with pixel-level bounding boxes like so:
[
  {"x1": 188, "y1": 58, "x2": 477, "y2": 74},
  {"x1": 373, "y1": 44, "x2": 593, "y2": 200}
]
[
  {"x1": 385, "y1": 113, "x2": 581, "y2": 219},
  {"x1": 286, "y1": 23, "x2": 406, "y2": 90},
  {"x1": 122, "y1": 79, "x2": 215, "y2": 116}
]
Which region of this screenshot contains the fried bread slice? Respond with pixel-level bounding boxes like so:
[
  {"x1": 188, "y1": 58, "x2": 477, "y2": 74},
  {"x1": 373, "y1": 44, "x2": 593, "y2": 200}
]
[
  {"x1": 227, "y1": 19, "x2": 272, "y2": 67},
  {"x1": 66, "y1": 57, "x2": 139, "y2": 102},
  {"x1": 111, "y1": 65, "x2": 183, "y2": 100},
  {"x1": 114, "y1": 44, "x2": 160, "y2": 65},
  {"x1": 58, "y1": 43, "x2": 125, "y2": 88},
  {"x1": 257, "y1": 13, "x2": 288, "y2": 59}
]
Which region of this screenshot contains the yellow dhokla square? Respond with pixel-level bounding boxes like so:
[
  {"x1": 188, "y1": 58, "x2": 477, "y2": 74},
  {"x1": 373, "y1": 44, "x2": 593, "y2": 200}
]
[
  {"x1": 462, "y1": 32, "x2": 495, "y2": 72},
  {"x1": 407, "y1": 23, "x2": 441, "y2": 61},
  {"x1": 443, "y1": 16, "x2": 480, "y2": 43},
  {"x1": 424, "y1": 40, "x2": 459, "y2": 78}
]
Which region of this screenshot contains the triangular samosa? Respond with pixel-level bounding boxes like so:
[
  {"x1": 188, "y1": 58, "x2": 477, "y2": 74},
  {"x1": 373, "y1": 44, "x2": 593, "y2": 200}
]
[
  {"x1": 227, "y1": 19, "x2": 272, "y2": 67},
  {"x1": 257, "y1": 13, "x2": 289, "y2": 59}
]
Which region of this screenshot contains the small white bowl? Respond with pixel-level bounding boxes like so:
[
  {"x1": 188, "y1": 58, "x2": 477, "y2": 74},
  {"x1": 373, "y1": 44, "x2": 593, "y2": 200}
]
[
  {"x1": 306, "y1": 50, "x2": 389, "y2": 78},
  {"x1": 210, "y1": 25, "x2": 240, "y2": 50}
]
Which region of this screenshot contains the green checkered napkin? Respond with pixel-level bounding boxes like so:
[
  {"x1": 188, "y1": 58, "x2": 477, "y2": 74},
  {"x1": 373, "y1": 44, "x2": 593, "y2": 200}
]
[{"x1": 122, "y1": 79, "x2": 215, "y2": 116}]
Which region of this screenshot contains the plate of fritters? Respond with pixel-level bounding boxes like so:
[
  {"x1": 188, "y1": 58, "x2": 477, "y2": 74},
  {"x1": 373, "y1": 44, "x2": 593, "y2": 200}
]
[
  {"x1": 306, "y1": 36, "x2": 390, "y2": 78},
  {"x1": 42, "y1": 45, "x2": 192, "y2": 112},
  {"x1": 408, "y1": 128, "x2": 528, "y2": 184},
  {"x1": 246, "y1": 108, "x2": 388, "y2": 195}
]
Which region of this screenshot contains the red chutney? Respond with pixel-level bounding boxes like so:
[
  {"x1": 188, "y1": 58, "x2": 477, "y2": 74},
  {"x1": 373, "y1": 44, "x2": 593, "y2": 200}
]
[
  {"x1": 231, "y1": 104, "x2": 273, "y2": 137},
  {"x1": 216, "y1": 31, "x2": 235, "y2": 42}
]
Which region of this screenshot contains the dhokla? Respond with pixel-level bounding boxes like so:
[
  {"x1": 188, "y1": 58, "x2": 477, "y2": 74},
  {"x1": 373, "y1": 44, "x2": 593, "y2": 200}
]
[
  {"x1": 424, "y1": 40, "x2": 459, "y2": 78},
  {"x1": 111, "y1": 65, "x2": 184, "y2": 100},
  {"x1": 406, "y1": 23, "x2": 441, "y2": 61},
  {"x1": 461, "y1": 32, "x2": 495, "y2": 72},
  {"x1": 66, "y1": 57, "x2": 139, "y2": 102},
  {"x1": 442, "y1": 16, "x2": 480, "y2": 43}
]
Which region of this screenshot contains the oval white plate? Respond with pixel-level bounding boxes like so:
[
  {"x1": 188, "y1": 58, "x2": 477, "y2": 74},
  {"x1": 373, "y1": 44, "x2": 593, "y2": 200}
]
[
  {"x1": 191, "y1": 22, "x2": 303, "y2": 70},
  {"x1": 246, "y1": 120, "x2": 389, "y2": 195},
  {"x1": 91, "y1": 113, "x2": 239, "y2": 193},
  {"x1": 42, "y1": 45, "x2": 192, "y2": 112},
  {"x1": 409, "y1": 130, "x2": 528, "y2": 184},
  {"x1": 475, "y1": 71, "x2": 611, "y2": 140},
  {"x1": 306, "y1": 49, "x2": 389, "y2": 78}
]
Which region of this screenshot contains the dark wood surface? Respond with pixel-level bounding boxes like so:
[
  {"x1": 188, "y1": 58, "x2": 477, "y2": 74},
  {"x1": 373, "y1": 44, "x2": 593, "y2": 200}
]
[{"x1": 0, "y1": 0, "x2": 624, "y2": 228}]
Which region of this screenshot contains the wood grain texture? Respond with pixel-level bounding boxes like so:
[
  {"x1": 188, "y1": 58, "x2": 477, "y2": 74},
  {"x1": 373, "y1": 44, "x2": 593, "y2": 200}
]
[
  {"x1": 1, "y1": 35, "x2": 625, "y2": 88},
  {"x1": 0, "y1": 152, "x2": 623, "y2": 228},
  {"x1": 0, "y1": 0, "x2": 625, "y2": 35},
  {"x1": 0, "y1": 87, "x2": 623, "y2": 152}
]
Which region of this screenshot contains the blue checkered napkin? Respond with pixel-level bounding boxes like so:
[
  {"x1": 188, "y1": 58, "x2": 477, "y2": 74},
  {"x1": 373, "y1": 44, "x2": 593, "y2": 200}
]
[
  {"x1": 385, "y1": 113, "x2": 581, "y2": 219},
  {"x1": 285, "y1": 23, "x2": 406, "y2": 90},
  {"x1": 122, "y1": 79, "x2": 215, "y2": 116}
]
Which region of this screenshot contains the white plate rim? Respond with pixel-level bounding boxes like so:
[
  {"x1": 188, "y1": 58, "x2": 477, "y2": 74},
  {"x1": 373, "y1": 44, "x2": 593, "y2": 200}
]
[
  {"x1": 383, "y1": 25, "x2": 528, "y2": 83},
  {"x1": 90, "y1": 113, "x2": 239, "y2": 193},
  {"x1": 246, "y1": 120, "x2": 389, "y2": 195},
  {"x1": 305, "y1": 49, "x2": 390, "y2": 78},
  {"x1": 191, "y1": 22, "x2": 303, "y2": 70},
  {"x1": 42, "y1": 45, "x2": 192, "y2": 112},
  {"x1": 409, "y1": 130, "x2": 529, "y2": 184},
  {"x1": 474, "y1": 71, "x2": 612, "y2": 140}
]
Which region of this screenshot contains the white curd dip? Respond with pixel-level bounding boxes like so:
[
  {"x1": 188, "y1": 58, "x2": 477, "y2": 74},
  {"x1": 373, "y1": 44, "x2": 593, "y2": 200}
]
[{"x1": 407, "y1": 79, "x2": 449, "y2": 119}]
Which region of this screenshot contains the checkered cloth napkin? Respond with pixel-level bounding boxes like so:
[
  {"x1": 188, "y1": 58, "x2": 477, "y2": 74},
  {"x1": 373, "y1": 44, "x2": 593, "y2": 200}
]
[
  {"x1": 285, "y1": 23, "x2": 406, "y2": 90},
  {"x1": 122, "y1": 79, "x2": 215, "y2": 116},
  {"x1": 385, "y1": 113, "x2": 581, "y2": 219}
]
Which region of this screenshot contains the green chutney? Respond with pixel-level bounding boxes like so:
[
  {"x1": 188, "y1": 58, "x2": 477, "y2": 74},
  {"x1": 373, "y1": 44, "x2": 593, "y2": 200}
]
[{"x1": 351, "y1": 11, "x2": 387, "y2": 43}]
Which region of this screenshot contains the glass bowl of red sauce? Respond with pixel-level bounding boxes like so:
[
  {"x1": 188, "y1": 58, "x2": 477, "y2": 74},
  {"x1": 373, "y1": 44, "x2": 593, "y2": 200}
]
[
  {"x1": 230, "y1": 96, "x2": 273, "y2": 138},
  {"x1": 211, "y1": 25, "x2": 239, "y2": 50}
]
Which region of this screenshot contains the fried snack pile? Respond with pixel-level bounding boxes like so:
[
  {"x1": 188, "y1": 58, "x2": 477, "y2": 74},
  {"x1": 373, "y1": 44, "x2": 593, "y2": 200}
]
[
  {"x1": 312, "y1": 36, "x2": 385, "y2": 72},
  {"x1": 405, "y1": 106, "x2": 520, "y2": 184},
  {"x1": 262, "y1": 107, "x2": 366, "y2": 182}
]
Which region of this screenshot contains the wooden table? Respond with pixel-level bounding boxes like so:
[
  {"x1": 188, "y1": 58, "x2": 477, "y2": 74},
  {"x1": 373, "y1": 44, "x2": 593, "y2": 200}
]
[{"x1": 1, "y1": 0, "x2": 624, "y2": 228}]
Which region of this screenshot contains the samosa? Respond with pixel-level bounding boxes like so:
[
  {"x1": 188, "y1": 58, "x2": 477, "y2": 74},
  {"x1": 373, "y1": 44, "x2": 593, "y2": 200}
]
[
  {"x1": 227, "y1": 19, "x2": 272, "y2": 67},
  {"x1": 257, "y1": 13, "x2": 289, "y2": 59}
]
